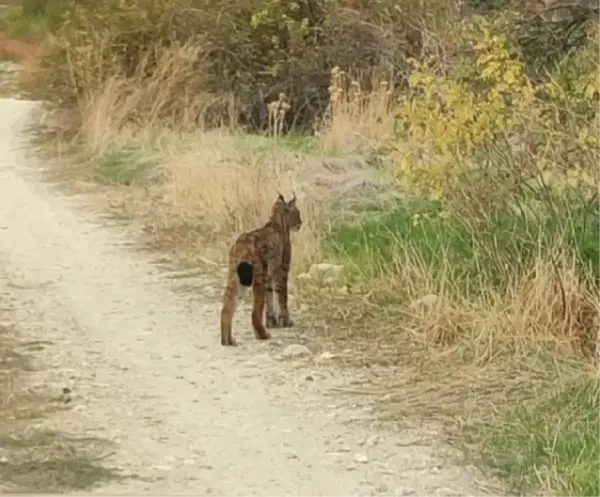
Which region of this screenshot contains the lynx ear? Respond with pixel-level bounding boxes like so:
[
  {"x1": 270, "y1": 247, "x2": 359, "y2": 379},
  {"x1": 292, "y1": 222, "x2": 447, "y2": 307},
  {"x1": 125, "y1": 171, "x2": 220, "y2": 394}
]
[
  {"x1": 277, "y1": 192, "x2": 285, "y2": 202},
  {"x1": 288, "y1": 191, "x2": 297, "y2": 205}
]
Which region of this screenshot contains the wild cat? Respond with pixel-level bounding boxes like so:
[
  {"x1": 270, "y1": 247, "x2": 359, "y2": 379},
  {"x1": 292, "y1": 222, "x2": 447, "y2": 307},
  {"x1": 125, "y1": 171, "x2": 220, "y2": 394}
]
[{"x1": 220, "y1": 193, "x2": 302, "y2": 346}]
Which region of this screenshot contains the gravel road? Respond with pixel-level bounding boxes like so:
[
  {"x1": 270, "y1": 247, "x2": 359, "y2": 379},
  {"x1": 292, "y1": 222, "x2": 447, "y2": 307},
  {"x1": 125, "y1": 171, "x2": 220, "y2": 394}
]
[{"x1": 0, "y1": 98, "x2": 478, "y2": 496}]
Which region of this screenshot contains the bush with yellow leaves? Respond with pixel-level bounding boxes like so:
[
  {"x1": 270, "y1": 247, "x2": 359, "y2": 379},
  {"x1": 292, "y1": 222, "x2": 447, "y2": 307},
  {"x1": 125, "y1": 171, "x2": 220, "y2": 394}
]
[{"x1": 393, "y1": 16, "x2": 598, "y2": 208}]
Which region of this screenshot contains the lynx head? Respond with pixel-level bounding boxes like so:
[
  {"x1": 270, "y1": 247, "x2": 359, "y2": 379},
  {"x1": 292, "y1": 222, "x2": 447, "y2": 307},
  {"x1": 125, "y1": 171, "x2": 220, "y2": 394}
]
[{"x1": 272, "y1": 193, "x2": 302, "y2": 232}]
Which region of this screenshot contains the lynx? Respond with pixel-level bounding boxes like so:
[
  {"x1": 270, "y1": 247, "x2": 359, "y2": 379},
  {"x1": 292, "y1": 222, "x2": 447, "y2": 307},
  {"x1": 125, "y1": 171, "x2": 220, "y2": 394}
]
[{"x1": 220, "y1": 194, "x2": 302, "y2": 346}]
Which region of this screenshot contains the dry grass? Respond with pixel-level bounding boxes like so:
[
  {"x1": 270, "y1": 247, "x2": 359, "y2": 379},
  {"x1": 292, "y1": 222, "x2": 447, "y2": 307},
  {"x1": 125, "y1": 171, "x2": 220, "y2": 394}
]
[
  {"x1": 75, "y1": 43, "x2": 222, "y2": 147},
  {"x1": 301, "y1": 247, "x2": 599, "y2": 361},
  {"x1": 314, "y1": 66, "x2": 395, "y2": 154},
  {"x1": 158, "y1": 139, "x2": 328, "y2": 266},
  {"x1": 410, "y1": 253, "x2": 599, "y2": 358}
]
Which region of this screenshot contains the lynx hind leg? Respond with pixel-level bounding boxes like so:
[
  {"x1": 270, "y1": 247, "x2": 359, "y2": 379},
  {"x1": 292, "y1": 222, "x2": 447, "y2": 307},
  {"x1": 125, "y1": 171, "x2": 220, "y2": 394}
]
[
  {"x1": 251, "y1": 264, "x2": 271, "y2": 340},
  {"x1": 220, "y1": 268, "x2": 239, "y2": 346}
]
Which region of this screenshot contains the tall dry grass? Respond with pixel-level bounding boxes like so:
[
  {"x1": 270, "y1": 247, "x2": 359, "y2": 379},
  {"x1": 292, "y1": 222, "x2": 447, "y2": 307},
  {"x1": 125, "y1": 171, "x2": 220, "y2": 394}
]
[
  {"x1": 415, "y1": 252, "x2": 598, "y2": 358},
  {"x1": 314, "y1": 66, "x2": 395, "y2": 154},
  {"x1": 158, "y1": 140, "x2": 328, "y2": 268},
  {"x1": 72, "y1": 42, "x2": 230, "y2": 148}
]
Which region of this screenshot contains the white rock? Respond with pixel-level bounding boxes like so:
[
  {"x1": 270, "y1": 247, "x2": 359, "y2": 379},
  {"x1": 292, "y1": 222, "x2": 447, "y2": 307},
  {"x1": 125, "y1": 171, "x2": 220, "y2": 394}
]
[
  {"x1": 365, "y1": 434, "x2": 380, "y2": 446},
  {"x1": 281, "y1": 344, "x2": 312, "y2": 359},
  {"x1": 308, "y1": 263, "x2": 344, "y2": 279},
  {"x1": 353, "y1": 452, "x2": 369, "y2": 463},
  {"x1": 317, "y1": 351, "x2": 336, "y2": 362}
]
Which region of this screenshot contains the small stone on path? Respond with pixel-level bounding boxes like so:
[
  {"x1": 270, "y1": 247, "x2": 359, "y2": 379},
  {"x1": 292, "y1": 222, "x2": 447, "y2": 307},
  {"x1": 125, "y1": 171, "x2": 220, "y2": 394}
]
[{"x1": 281, "y1": 344, "x2": 311, "y2": 359}]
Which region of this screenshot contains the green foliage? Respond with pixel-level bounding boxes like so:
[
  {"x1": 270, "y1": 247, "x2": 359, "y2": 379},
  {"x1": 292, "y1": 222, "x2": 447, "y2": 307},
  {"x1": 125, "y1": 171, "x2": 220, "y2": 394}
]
[
  {"x1": 326, "y1": 193, "x2": 599, "y2": 292},
  {"x1": 479, "y1": 377, "x2": 599, "y2": 496},
  {"x1": 0, "y1": 5, "x2": 47, "y2": 39},
  {"x1": 21, "y1": 0, "x2": 48, "y2": 16}
]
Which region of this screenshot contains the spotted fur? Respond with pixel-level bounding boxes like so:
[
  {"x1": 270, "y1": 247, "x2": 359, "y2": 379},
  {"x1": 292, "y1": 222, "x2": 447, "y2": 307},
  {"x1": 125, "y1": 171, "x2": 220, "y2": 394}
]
[{"x1": 220, "y1": 194, "x2": 302, "y2": 346}]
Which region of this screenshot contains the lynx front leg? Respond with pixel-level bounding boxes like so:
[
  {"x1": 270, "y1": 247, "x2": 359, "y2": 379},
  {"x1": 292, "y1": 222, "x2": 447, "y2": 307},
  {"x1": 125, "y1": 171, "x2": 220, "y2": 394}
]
[
  {"x1": 275, "y1": 268, "x2": 294, "y2": 328},
  {"x1": 271, "y1": 240, "x2": 294, "y2": 328},
  {"x1": 251, "y1": 263, "x2": 271, "y2": 340}
]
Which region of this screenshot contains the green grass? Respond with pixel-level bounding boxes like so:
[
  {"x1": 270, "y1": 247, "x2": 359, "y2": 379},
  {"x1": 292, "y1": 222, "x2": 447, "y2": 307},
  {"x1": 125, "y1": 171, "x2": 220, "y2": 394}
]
[
  {"x1": 325, "y1": 191, "x2": 599, "y2": 292},
  {"x1": 0, "y1": 5, "x2": 46, "y2": 40},
  {"x1": 70, "y1": 144, "x2": 160, "y2": 186},
  {"x1": 479, "y1": 377, "x2": 599, "y2": 496},
  {"x1": 93, "y1": 147, "x2": 158, "y2": 186},
  {"x1": 325, "y1": 198, "x2": 472, "y2": 281},
  {"x1": 227, "y1": 132, "x2": 321, "y2": 155}
]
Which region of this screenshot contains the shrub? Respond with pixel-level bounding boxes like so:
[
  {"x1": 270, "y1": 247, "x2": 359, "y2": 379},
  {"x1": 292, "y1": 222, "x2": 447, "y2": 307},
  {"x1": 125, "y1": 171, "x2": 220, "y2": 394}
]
[{"x1": 20, "y1": 0, "x2": 421, "y2": 132}]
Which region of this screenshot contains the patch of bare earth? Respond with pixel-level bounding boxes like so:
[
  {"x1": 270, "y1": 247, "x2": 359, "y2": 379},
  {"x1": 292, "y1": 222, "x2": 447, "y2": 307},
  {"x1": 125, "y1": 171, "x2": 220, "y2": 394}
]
[{"x1": 0, "y1": 273, "x2": 121, "y2": 493}]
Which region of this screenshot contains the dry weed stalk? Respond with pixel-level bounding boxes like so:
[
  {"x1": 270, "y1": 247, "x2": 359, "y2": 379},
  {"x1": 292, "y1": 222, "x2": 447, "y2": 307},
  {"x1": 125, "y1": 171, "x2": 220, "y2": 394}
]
[
  {"x1": 267, "y1": 93, "x2": 291, "y2": 139},
  {"x1": 316, "y1": 66, "x2": 394, "y2": 153}
]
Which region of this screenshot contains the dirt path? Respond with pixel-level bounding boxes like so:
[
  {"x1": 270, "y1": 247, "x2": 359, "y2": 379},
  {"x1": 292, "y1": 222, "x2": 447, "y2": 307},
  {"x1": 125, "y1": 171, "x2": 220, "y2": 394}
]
[{"x1": 0, "y1": 98, "x2": 479, "y2": 496}]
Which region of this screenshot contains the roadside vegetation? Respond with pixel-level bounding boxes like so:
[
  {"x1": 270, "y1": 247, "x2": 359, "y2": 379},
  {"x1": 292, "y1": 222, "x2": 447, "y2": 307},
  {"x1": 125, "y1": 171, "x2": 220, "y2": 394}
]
[{"x1": 1, "y1": 0, "x2": 598, "y2": 494}]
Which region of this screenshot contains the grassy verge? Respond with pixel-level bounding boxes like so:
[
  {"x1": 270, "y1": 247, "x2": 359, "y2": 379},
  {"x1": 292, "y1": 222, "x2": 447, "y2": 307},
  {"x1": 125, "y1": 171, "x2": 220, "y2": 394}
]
[
  {"x1": 318, "y1": 193, "x2": 599, "y2": 495},
  {"x1": 478, "y1": 377, "x2": 599, "y2": 496},
  {"x1": 0, "y1": 0, "x2": 46, "y2": 41},
  {"x1": 0, "y1": 317, "x2": 122, "y2": 492}
]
